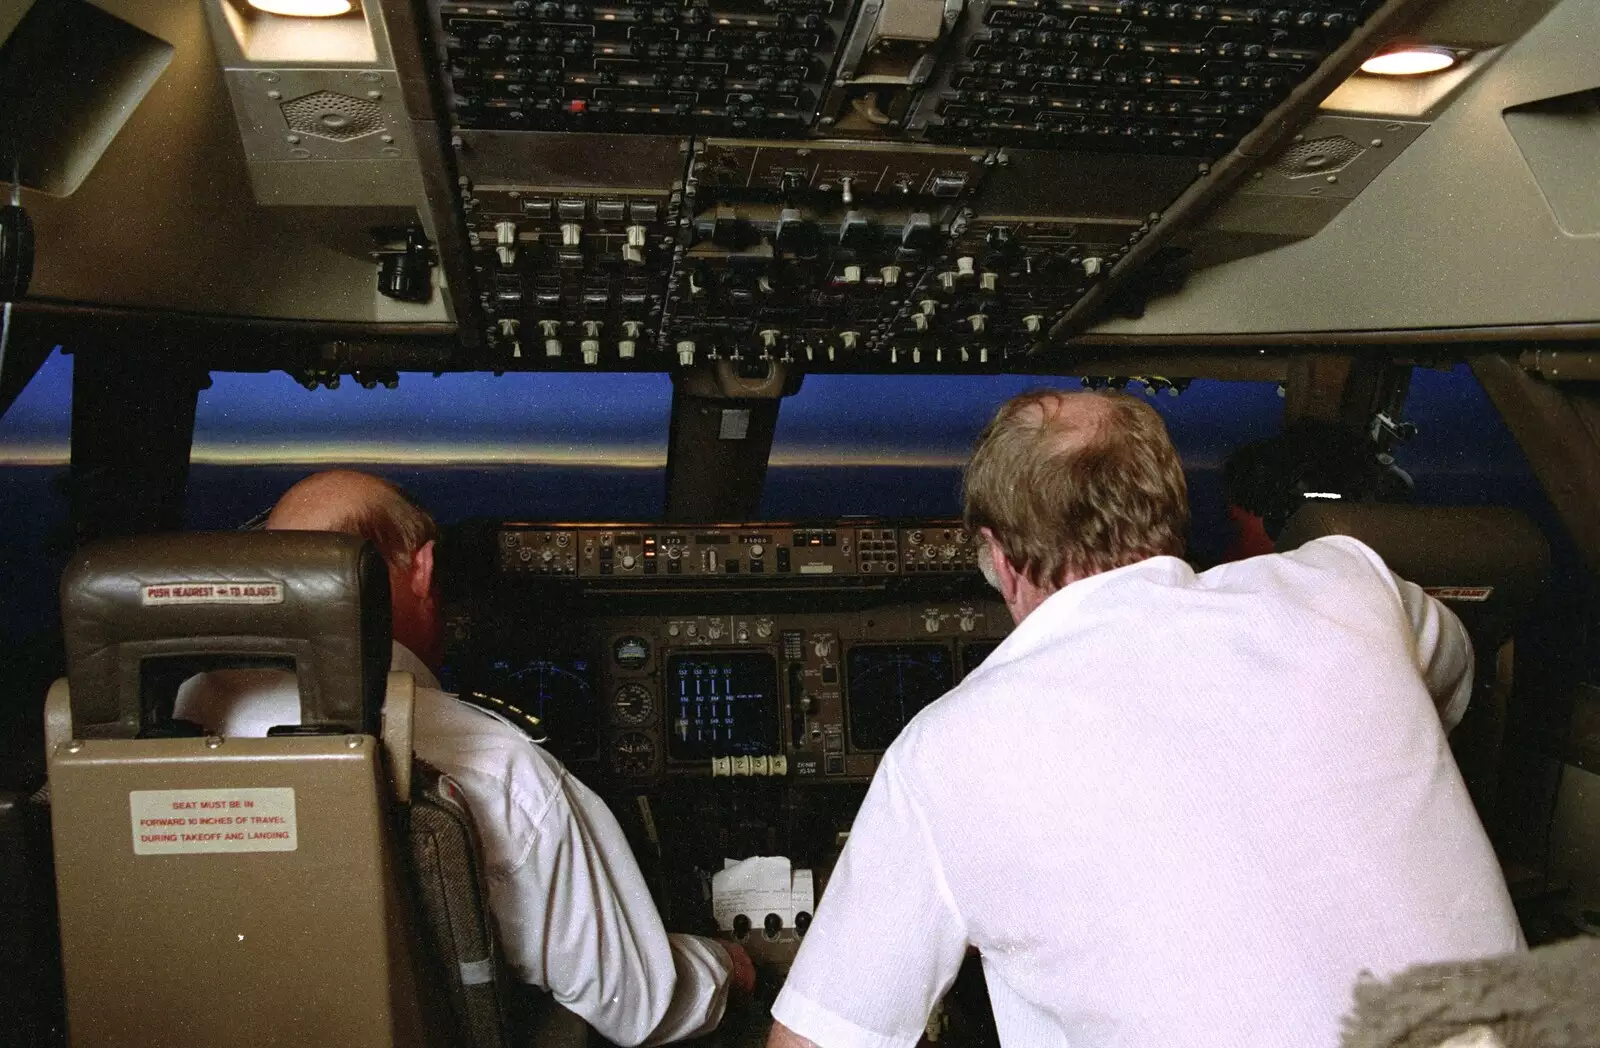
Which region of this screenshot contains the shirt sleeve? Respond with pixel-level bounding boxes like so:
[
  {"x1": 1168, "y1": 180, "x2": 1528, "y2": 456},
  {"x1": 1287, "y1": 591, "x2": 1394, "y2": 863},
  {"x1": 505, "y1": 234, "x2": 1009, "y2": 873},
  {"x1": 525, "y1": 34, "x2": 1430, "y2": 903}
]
[
  {"x1": 1301, "y1": 536, "x2": 1476, "y2": 731},
  {"x1": 771, "y1": 752, "x2": 968, "y2": 1048},
  {"x1": 485, "y1": 769, "x2": 731, "y2": 1046},
  {"x1": 1390, "y1": 570, "x2": 1475, "y2": 731}
]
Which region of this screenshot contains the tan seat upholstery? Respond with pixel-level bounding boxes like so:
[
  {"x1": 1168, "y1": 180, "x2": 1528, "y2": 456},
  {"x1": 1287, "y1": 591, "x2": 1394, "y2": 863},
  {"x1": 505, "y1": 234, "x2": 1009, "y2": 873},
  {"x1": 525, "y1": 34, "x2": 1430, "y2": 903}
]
[
  {"x1": 1277, "y1": 504, "x2": 1550, "y2": 833},
  {"x1": 45, "y1": 532, "x2": 448, "y2": 1048}
]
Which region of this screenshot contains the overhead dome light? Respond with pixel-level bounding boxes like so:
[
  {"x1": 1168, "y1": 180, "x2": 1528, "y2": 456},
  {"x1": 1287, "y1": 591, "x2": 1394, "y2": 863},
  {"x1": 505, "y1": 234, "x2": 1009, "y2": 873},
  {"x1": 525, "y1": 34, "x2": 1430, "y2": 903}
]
[
  {"x1": 248, "y1": 0, "x2": 355, "y2": 15},
  {"x1": 1360, "y1": 47, "x2": 1457, "y2": 76}
]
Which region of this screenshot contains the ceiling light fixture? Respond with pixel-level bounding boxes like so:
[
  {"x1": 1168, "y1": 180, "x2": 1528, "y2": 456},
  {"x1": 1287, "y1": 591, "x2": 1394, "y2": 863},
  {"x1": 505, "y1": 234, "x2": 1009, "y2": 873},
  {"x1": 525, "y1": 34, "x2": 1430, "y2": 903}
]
[
  {"x1": 247, "y1": 0, "x2": 355, "y2": 16},
  {"x1": 1360, "y1": 47, "x2": 1458, "y2": 77}
]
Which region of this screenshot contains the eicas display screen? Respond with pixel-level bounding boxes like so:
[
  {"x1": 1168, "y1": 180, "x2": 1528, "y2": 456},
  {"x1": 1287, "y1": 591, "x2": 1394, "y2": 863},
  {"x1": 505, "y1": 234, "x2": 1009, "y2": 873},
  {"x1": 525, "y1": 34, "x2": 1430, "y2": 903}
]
[
  {"x1": 666, "y1": 651, "x2": 780, "y2": 760},
  {"x1": 482, "y1": 655, "x2": 599, "y2": 760},
  {"x1": 846, "y1": 644, "x2": 955, "y2": 751}
]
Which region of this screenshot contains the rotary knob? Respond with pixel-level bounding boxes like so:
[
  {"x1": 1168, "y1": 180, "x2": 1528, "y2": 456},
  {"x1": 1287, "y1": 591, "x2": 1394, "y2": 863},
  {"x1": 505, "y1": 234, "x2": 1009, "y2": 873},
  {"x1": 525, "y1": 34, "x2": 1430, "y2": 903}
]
[{"x1": 621, "y1": 553, "x2": 637, "y2": 569}]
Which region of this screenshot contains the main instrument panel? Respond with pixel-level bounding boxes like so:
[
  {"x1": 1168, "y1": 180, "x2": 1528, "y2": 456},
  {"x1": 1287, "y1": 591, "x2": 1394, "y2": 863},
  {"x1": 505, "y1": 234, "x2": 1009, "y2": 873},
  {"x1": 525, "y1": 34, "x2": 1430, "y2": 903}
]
[
  {"x1": 421, "y1": 0, "x2": 1398, "y2": 370},
  {"x1": 445, "y1": 518, "x2": 1008, "y2": 785}
]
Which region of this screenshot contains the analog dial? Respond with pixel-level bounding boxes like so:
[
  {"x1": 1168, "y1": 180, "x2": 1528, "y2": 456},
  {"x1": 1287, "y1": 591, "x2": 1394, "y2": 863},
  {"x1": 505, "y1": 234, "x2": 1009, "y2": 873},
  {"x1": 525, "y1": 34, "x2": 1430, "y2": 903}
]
[
  {"x1": 613, "y1": 683, "x2": 655, "y2": 726},
  {"x1": 612, "y1": 732, "x2": 656, "y2": 777}
]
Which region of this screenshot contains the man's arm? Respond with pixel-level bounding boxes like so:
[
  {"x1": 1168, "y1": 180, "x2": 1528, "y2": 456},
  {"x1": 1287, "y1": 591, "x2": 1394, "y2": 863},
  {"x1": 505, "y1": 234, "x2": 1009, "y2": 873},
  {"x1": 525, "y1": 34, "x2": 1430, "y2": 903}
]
[
  {"x1": 488, "y1": 768, "x2": 733, "y2": 1047},
  {"x1": 768, "y1": 1021, "x2": 821, "y2": 1048},
  {"x1": 1391, "y1": 572, "x2": 1475, "y2": 731},
  {"x1": 766, "y1": 752, "x2": 968, "y2": 1048}
]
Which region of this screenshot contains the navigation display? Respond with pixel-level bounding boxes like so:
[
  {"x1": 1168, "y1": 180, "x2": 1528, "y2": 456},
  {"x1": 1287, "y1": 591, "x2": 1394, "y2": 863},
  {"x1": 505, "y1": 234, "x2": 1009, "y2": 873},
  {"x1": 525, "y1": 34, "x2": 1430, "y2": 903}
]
[
  {"x1": 846, "y1": 644, "x2": 954, "y2": 751},
  {"x1": 960, "y1": 641, "x2": 1003, "y2": 677},
  {"x1": 666, "y1": 651, "x2": 780, "y2": 760},
  {"x1": 481, "y1": 655, "x2": 599, "y2": 760}
]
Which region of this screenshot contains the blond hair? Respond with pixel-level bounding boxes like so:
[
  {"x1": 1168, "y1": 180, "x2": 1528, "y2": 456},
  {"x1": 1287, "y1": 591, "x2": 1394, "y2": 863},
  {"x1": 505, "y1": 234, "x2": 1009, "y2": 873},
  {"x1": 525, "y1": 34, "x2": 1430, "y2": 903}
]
[{"x1": 963, "y1": 390, "x2": 1188, "y2": 589}]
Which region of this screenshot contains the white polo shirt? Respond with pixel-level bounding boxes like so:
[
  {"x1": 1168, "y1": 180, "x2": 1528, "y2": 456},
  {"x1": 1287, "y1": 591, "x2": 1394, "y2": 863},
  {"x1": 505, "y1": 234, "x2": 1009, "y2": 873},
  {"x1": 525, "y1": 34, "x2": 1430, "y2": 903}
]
[
  {"x1": 175, "y1": 642, "x2": 731, "y2": 1047},
  {"x1": 772, "y1": 536, "x2": 1522, "y2": 1048}
]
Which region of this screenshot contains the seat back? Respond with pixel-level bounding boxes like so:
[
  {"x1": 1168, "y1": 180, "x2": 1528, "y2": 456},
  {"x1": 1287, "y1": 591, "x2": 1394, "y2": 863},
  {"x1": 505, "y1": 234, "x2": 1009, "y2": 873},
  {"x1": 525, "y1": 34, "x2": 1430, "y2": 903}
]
[
  {"x1": 1278, "y1": 504, "x2": 1550, "y2": 829},
  {"x1": 46, "y1": 532, "x2": 444, "y2": 1048}
]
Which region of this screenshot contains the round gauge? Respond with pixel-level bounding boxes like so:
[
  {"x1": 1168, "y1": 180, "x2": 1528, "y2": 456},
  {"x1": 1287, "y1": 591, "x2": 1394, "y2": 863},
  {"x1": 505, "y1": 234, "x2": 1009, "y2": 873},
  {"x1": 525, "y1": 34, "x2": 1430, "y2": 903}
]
[
  {"x1": 613, "y1": 635, "x2": 651, "y2": 669},
  {"x1": 612, "y1": 732, "x2": 656, "y2": 777},
  {"x1": 613, "y1": 683, "x2": 655, "y2": 726}
]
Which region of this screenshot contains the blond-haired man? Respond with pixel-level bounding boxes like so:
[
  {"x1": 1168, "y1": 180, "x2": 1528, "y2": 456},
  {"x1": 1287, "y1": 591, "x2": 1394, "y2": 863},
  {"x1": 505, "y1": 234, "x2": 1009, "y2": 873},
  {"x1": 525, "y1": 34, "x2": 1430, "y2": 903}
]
[
  {"x1": 767, "y1": 391, "x2": 1520, "y2": 1048},
  {"x1": 176, "y1": 470, "x2": 752, "y2": 1046}
]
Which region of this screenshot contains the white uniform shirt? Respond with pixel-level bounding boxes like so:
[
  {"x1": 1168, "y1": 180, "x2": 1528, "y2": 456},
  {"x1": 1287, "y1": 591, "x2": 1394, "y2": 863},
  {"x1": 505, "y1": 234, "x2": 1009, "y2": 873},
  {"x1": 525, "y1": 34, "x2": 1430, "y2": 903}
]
[
  {"x1": 175, "y1": 643, "x2": 731, "y2": 1047},
  {"x1": 772, "y1": 536, "x2": 1523, "y2": 1048}
]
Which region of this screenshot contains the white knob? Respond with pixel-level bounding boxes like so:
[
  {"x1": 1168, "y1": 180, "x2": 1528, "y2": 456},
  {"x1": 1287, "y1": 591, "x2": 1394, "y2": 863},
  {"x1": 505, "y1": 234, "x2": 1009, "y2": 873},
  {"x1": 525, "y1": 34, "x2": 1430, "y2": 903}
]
[
  {"x1": 840, "y1": 331, "x2": 859, "y2": 350},
  {"x1": 497, "y1": 318, "x2": 520, "y2": 337},
  {"x1": 618, "y1": 340, "x2": 637, "y2": 358},
  {"x1": 496, "y1": 245, "x2": 517, "y2": 266},
  {"x1": 1083, "y1": 256, "x2": 1103, "y2": 277},
  {"x1": 880, "y1": 265, "x2": 900, "y2": 286},
  {"x1": 760, "y1": 329, "x2": 780, "y2": 349},
  {"x1": 843, "y1": 265, "x2": 861, "y2": 284},
  {"x1": 981, "y1": 272, "x2": 997, "y2": 292},
  {"x1": 544, "y1": 339, "x2": 562, "y2": 357},
  {"x1": 583, "y1": 320, "x2": 602, "y2": 336},
  {"x1": 912, "y1": 314, "x2": 928, "y2": 332},
  {"x1": 750, "y1": 543, "x2": 764, "y2": 557},
  {"x1": 956, "y1": 256, "x2": 975, "y2": 276},
  {"x1": 676, "y1": 340, "x2": 696, "y2": 366},
  {"x1": 623, "y1": 244, "x2": 644, "y2": 265},
  {"x1": 939, "y1": 272, "x2": 956, "y2": 291},
  {"x1": 621, "y1": 554, "x2": 637, "y2": 569},
  {"x1": 924, "y1": 615, "x2": 940, "y2": 633},
  {"x1": 581, "y1": 339, "x2": 600, "y2": 364},
  {"x1": 626, "y1": 225, "x2": 647, "y2": 247},
  {"x1": 561, "y1": 223, "x2": 582, "y2": 247},
  {"x1": 1023, "y1": 314, "x2": 1043, "y2": 333},
  {"x1": 623, "y1": 320, "x2": 642, "y2": 337},
  {"x1": 968, "y1": 314, "x2": 986, "y2": 334},
  {"x1": 540, "y1": 320, "x2": 560, "y2": 337},
  {"x1": 920, "y1": 299, "x2": 937, "y2": 316},
  {"x1": 495, "y1": 221, "x2": 517, "y2": 245}
]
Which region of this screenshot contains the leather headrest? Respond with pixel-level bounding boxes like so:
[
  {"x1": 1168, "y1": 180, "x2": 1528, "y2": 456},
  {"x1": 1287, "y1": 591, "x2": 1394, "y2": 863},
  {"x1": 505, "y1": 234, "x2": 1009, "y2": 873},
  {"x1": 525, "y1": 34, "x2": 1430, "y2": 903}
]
[
  {"x1": 1277, "y1": 504, "x2": 1549, "y2": 649},
  {"x1": 60, "y1": 531, "x2": 391, "y2": 738}
]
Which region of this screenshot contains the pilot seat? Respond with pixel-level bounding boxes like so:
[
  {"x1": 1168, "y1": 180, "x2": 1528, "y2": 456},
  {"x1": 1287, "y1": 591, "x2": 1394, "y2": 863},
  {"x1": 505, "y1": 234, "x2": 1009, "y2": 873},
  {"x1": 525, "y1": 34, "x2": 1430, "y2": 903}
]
[{"x1": 42, "y1": 531, "x2": 519, "y2": 1048}]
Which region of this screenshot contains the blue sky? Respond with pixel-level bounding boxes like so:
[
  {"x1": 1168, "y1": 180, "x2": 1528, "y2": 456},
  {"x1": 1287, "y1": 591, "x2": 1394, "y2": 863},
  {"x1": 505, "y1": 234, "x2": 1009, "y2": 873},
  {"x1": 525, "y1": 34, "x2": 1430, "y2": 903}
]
[{"x1": 0, "y1": 350, "x2": 1525, "y2": 478}]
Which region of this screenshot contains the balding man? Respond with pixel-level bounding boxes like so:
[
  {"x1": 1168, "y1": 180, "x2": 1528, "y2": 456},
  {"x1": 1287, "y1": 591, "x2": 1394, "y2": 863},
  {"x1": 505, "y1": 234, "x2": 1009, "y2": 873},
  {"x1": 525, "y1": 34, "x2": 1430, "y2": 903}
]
[
  {"x1": 767, "y1": 392, "x2": 1521, "y2": 1048},
  {"x1": 176, "y1": 470, "x2": 751, "y2": 1046}
]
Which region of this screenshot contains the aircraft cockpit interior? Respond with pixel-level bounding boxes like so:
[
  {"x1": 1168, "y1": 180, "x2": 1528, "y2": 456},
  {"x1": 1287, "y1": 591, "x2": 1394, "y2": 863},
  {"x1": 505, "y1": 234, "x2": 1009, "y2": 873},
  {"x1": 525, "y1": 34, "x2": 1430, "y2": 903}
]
[{"x1": 3, "y1": 0, "x2": 1600, "y2": 1042}]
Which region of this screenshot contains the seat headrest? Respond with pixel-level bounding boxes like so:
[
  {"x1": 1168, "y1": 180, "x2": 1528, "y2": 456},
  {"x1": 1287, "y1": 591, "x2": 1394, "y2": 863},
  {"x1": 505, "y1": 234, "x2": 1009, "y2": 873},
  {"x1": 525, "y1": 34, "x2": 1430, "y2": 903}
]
[
  {"x1": 1277, "y1": 504, "x2": 1549, "y2": 649},
  {"x1": 60, "y1": 531, "x2": 391, "y2": 739}
]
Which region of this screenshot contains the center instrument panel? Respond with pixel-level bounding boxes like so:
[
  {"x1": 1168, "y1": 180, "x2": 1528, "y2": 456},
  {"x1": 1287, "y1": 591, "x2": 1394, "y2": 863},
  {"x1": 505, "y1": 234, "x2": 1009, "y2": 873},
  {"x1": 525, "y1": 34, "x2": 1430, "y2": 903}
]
[
  {"x1": 421, "y1": 0, "x2": 1399, "y2": 370},
  {"x1": 444, "y1": 519, "x2": 1008, "y2": 785}
]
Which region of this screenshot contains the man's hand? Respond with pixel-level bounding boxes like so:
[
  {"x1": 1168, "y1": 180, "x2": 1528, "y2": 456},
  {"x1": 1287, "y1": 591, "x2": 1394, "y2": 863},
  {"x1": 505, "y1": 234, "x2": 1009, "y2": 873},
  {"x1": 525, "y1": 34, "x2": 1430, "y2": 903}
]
[{"x1": 722, "y1": 941, "x2": 757, "y2": 997}]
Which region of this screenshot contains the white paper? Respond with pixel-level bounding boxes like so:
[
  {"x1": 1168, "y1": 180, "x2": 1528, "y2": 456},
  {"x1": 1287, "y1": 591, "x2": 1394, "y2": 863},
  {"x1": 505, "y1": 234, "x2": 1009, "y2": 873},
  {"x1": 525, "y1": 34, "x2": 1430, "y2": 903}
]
[
  {"x1": 713, "y1": 856, "x2": 796, "y2": 931},
  {"x1": 130, "y1": 788, "x2": 297, "y2": 855}
]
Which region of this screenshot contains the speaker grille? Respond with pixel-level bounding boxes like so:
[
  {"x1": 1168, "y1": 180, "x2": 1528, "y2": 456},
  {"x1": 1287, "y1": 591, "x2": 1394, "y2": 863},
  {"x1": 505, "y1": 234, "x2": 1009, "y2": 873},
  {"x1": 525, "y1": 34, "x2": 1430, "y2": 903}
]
[
  {"x1": 280, "y1": 90, "x2": 385, "y2": 142},
  {"x1": 1273, "y1": 135, "x2": 1364, "y2": 178}
]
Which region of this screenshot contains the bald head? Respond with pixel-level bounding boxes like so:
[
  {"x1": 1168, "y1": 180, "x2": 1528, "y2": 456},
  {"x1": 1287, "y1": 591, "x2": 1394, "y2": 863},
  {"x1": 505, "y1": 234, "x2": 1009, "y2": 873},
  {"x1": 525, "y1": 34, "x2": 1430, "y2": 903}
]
[
  {"x1": 267, "y1": 470, "x2": 437, "y2": 569},
  {"x1": 964, "y1": 389, "x2": 1188, "y2": 594},
  {"x1": 267, "y1": 470, "x2": 443, "y2": 668}
]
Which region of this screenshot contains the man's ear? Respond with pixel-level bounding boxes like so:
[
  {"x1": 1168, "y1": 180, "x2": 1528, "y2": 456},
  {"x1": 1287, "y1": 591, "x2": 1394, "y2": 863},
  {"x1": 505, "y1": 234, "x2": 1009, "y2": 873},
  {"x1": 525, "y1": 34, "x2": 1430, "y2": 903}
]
[
  {"x1": 980, "y1": 528, "x2": 1022, "y2": 605},
  {"x1": 408, "y1": 540, "x2": 436, "y2": 600}
]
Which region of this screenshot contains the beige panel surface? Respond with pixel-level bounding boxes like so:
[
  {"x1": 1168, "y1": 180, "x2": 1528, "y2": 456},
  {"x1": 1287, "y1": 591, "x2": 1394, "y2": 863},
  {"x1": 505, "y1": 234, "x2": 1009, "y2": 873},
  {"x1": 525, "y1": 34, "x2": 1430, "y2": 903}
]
[
  {"x1": 18, "y1": 0, "x2": 448, "y2": 323},
  {"x1": 1088, "y1": 0, "x2": 1600, "y2": 337},
  {"x1": 50, "y1": 735, "x2": 430, "y2": 1047}
]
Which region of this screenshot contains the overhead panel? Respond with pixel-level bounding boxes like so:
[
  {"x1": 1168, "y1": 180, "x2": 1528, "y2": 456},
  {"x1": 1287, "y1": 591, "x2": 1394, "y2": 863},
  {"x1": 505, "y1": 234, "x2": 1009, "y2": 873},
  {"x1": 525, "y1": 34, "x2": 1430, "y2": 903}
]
[{"x1": 423, "y1": 0, "x2": 1420, "y2": 372}]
